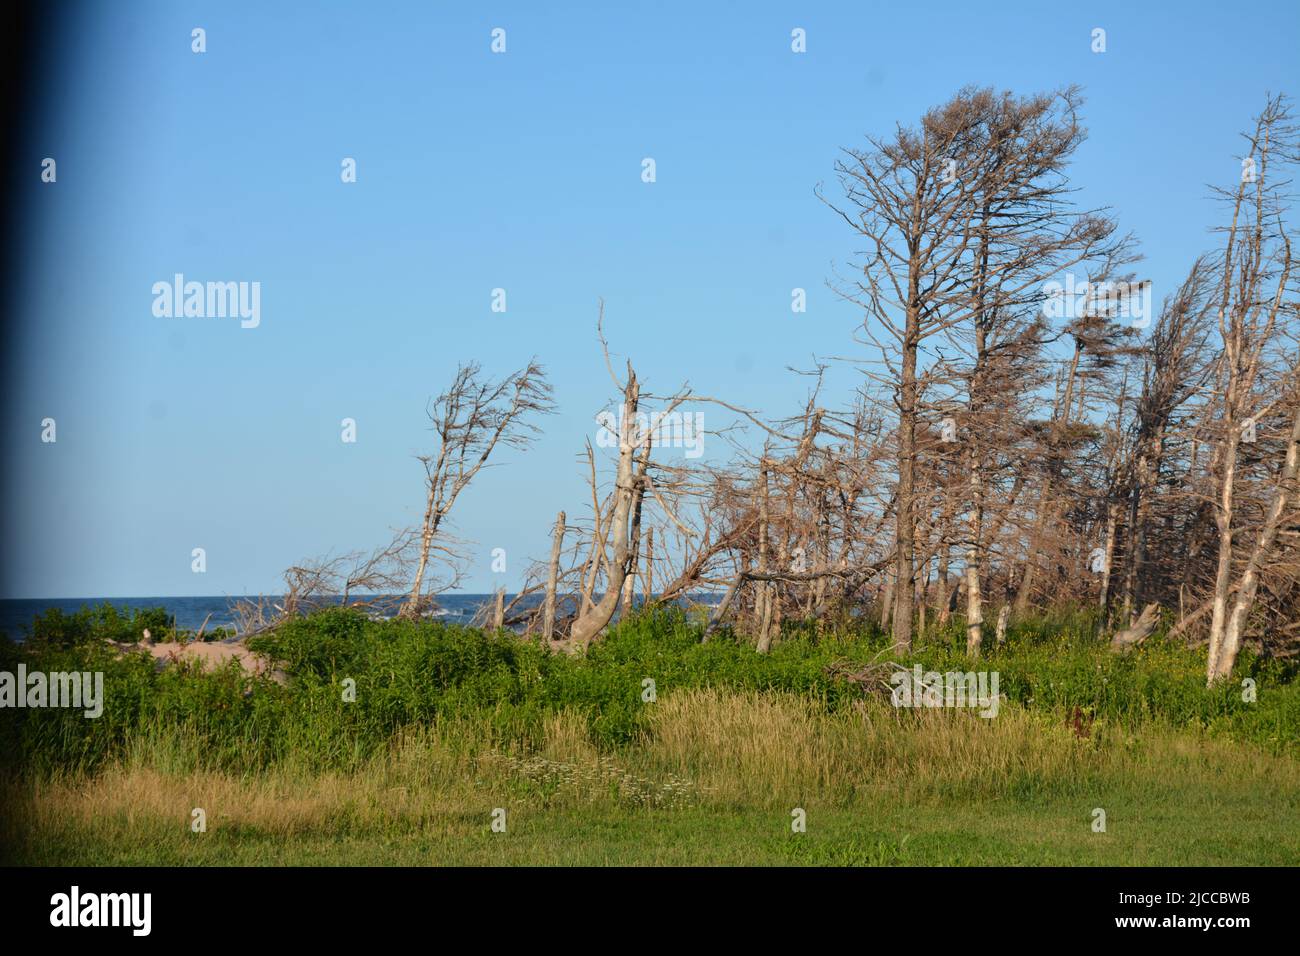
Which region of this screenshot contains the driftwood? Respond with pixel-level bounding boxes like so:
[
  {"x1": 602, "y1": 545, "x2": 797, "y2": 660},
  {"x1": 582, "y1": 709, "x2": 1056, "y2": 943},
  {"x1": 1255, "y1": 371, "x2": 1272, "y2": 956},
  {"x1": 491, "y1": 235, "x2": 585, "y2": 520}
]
[{"x1": 1110, "y1": 602, "x2": 1161, "y2": 653}]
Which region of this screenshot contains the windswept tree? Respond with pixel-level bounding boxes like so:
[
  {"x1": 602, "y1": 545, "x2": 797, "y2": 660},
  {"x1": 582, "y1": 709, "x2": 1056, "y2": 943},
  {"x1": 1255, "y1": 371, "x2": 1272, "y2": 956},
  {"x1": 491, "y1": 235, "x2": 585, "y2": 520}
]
[
  {"x1": 563, "y1": 311, "x2": 714, "y2": 647},
  {"x1": 229, "y1": 527, "x2": 421, "y2": 636},
  {"x1": 401, "y1": 360, "x2": 554, "y2": 618},
  {"x1": 824, "y1": 86, "x2": 1128, "y2": 654},
  {"x1": 1204, "y1": 95, "x2": 1300, "y2": 682},
  {"x1": 1201, "y1": 95, "x2": 1300, "y2": 681}
]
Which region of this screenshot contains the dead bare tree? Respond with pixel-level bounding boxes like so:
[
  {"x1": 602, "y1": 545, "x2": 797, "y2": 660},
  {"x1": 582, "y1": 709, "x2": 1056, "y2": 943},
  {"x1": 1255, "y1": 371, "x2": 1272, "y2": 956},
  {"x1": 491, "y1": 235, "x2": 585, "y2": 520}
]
[
  {"x1": 1204, "y1": 95, "x2": 1299, "y2": 682},
  {"x1": 401, "y1": 360, "x2": 554, "y2": 618}
]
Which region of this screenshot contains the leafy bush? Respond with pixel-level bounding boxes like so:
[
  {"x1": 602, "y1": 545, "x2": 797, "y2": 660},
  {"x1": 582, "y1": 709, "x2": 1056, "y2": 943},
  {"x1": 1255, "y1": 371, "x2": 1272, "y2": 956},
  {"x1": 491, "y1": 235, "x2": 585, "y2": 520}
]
[{"x1": 27, "y1": 603, "x2": 174, "y2": 647}]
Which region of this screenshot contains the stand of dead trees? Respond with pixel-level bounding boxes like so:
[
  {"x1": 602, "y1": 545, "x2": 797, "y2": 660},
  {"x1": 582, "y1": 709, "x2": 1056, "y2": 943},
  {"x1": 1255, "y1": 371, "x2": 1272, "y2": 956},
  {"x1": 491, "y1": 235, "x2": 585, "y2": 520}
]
[{"x1": 242, "y1": 89, "x2": 1297, "y2": 689}]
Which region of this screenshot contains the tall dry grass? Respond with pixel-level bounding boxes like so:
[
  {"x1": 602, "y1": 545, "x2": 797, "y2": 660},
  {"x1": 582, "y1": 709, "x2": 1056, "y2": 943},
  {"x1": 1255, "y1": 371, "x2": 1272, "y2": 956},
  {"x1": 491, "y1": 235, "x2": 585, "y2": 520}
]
[{"x1": 4, "y1": 688, "x2": 1298, "y2": 852}]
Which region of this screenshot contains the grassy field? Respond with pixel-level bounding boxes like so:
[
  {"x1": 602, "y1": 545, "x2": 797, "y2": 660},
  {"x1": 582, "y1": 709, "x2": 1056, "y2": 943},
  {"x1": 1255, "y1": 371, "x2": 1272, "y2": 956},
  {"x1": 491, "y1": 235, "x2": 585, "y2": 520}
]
[{"x1": 3, "y1": 606, "x2": 1299, "y2": 865}]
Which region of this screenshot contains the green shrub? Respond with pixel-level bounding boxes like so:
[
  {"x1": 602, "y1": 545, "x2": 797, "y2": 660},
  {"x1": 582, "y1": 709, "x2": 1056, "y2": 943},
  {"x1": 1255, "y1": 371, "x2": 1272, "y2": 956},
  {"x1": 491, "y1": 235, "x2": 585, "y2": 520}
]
[{"x1": 26, "y1": 603, "x2": 174, "y2": 648}]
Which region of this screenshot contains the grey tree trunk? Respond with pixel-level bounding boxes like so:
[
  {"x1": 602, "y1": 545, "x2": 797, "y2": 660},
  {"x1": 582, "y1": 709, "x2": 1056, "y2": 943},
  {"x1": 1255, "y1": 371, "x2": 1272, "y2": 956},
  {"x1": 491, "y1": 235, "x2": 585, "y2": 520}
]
[
  {"x1": 965, "y1": 443, "x2": 984, "y2": 657},
  {"x1": 643, "y1": 528, "x2": 654, "y2": 605},
  {"x1": 1211, "y1": 398, "x2": 1300, "y2": 682},
  {"x1": 880, "y1": 575, "x2": 895, "y2": 631},
  {"x1": 756, "y1": 461, "x2": 776, "y2": 654},
  {"x1": 542, "y1": 511, "x2": 565, "y2": 641},
  {"x1": 568, "y1": 369, "x2": 643, "y2": 648},
  {"x1": 1096, "y1": 499, "x2": 1120, "y2": 631},
  {"x1": 1206, "y1": 423, "x2": 1240, "y2": 677},
  {"x1": 892, "y1": 299, "x2": 919, "y2": 654}
]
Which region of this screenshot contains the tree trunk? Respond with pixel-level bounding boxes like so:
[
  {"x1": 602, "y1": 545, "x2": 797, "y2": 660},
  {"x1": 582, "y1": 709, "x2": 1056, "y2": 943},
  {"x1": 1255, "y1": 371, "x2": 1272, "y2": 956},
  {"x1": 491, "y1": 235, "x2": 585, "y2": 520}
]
[
  {"x1": 492, "y1": 587, "x2": 505, "y2": 629},
  {"x1": 643, "y1": 528, "x2": 654, "y2": 605},
  {"x1": 880, "y1": 575, "x2": 894, "y2": 630},
  {"x1": 936, "y1": 539, "x2": 951, "y2": 628},
  {"x1": 542, "y1": 510, "x2": 565, "y2": 641},
  {"x1": 964, "y1": 443, "x2": 984, "y2": 657},
  {"x1": 1211, "y1": 397, "x2": 1300, "y2": 682},
  {"x1": 1121, "y1": 442, "x2": 1159, "y2": 622},
  {"x1": 756, "y1": 461, "x2": 776, "y2": 653},
  {"x1": 568, "y1": 369, "x2": 643, "y2": 648},
  {"x1": 891, "y1": 277, "x2": 921, "y2": 655},
  {"x1": 1096, "y1": 498, "x2": 1120, "y2": 631},
  {"x1": 405, "y1": 477, "x2": 444, "y2": 616},
  {"x1": 1206, "y1": 423, "x2": 1240, "y2": 677},
  {"x1": 916, "y1": 562, "x2": 929, "y2": 644}
]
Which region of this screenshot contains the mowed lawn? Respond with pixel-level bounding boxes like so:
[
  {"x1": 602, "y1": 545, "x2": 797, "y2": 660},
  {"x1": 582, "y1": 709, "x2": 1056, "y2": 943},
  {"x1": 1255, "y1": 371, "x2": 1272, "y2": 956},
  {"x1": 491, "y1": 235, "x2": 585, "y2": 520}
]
[{"x1": 8, "y1": 801, "x2": 1296, "y2": 867}]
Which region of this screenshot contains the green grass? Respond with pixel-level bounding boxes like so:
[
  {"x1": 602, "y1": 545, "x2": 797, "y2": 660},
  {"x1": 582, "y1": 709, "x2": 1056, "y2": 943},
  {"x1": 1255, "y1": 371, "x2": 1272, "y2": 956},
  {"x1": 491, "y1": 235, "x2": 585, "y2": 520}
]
[
  {"x1": 11, "y1": 803, "x2": 1298, "y2": 867},
  {"x1": 2, "y1": 604, "x2": 1298, "y2": 865}
]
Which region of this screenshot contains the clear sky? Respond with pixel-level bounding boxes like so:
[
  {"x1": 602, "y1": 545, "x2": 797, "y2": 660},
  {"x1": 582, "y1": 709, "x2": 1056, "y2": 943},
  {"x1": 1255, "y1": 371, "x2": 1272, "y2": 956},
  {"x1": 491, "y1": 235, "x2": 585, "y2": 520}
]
[{"x1": 4, "y1": 0, "x2": 1298, "y2": 598}]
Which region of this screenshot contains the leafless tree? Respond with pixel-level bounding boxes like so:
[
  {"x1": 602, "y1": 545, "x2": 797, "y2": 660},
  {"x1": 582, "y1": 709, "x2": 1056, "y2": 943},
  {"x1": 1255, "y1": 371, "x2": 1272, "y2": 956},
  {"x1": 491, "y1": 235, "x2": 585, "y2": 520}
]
[
  {"x1": 401, "y1": 360, "x2": 554, "y2": 618},
  {"x1": 1203, "y1": 95, "x2": 1299, "y2": 682}
]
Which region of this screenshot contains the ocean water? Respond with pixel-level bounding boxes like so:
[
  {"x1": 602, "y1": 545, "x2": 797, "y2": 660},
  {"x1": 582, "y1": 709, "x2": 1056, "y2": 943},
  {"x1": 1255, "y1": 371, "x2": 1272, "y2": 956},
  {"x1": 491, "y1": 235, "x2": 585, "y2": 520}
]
[
  {"x1": 0, "y1": 594, "x2": 515, "y2": 640},
  {"x1": 0, "y1": 593, "x2": 721, "y2": 640}
]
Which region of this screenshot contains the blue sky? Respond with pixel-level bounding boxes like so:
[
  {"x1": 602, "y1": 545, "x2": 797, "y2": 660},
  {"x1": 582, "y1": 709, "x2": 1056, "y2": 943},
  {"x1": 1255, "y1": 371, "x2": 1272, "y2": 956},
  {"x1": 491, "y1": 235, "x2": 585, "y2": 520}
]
[{"x1": 4, "y1": 0, "x2": 1298, "y2": 598}]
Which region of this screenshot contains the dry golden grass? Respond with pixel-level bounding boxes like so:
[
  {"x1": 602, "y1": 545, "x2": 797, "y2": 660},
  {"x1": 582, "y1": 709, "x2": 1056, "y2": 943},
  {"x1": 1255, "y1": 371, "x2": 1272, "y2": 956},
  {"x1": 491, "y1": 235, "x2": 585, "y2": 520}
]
[{"x1": 640, "y1": 688, "x2": 1114, "y2": 805}]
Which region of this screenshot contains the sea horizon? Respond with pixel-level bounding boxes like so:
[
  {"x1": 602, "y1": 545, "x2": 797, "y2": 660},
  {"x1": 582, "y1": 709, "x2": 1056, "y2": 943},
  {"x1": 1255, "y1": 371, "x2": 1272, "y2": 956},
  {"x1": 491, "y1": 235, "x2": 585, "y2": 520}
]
[{"x1": 0, "y1": 592, "x2": 723, "y2": 639}]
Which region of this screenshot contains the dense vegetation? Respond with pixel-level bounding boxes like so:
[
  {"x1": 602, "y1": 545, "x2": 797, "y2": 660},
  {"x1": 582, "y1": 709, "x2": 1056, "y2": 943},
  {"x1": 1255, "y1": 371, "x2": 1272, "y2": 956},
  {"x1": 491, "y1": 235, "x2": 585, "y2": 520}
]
[{"x1": 3, "y1": 603, "x2": 1297, "y2": 776}]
